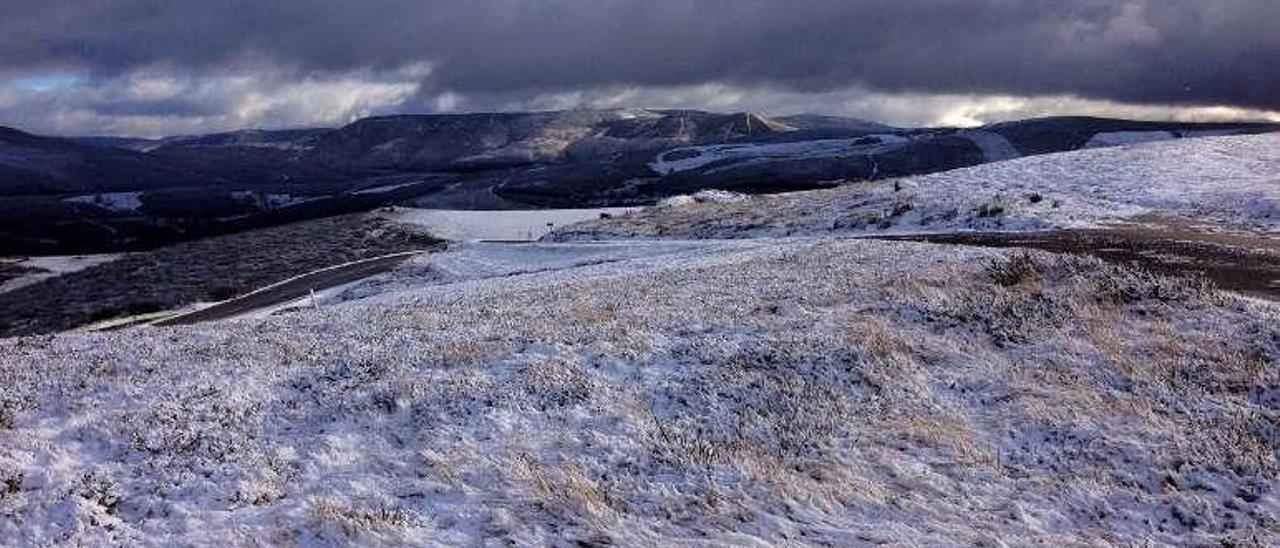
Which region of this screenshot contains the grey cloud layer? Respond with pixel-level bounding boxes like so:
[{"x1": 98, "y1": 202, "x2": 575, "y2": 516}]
[{"x1": 1, "y1": 0, "x2": 1277, "y2": 134}]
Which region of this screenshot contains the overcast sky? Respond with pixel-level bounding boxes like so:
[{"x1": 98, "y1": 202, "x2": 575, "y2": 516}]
[{"x1": 2, "y1": 0, "x2": 1277, "y2": 136}]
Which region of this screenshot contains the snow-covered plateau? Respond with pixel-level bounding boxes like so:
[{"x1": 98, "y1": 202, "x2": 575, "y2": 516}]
[
  {"x1": 1, "y1": 132, "x2": 1279, "y2": 546},
  {"x1": 557, "y1": 132, "x2": 1280, "y2": 241}
]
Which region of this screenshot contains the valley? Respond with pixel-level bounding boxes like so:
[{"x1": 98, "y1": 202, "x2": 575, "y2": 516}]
[{"x1": 2, "y1": 110, "x2": 1274, "y2": 255}]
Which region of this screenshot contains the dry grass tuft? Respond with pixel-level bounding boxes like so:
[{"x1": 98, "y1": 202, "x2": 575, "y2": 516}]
[{"x1": 308, "y1": 497, "x2": 420, "y2": 539}]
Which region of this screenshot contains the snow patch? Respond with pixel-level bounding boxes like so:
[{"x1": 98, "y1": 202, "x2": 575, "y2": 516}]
[
  {"x1": 649, "y1": 135, "x2": 910, "y2": 175},
  {"x1": 63, "y1": 192, "x2": 144, "y2": 213},
  {"x1": 657, "y1": 190, "x2": 749, "y2": 208},
  {"x1": 265, "y1": 194, "x2": 323, "y2": 209},
  {"x1": 230, "y1": 191, "x2": 326, "y2": 210},
  {"x1": 0, "y1": 254, "x2": 122, "y2": 294},
  {"x1": 379, "y1": 207, "x2": 639, "y2": 241},
  {"x1": 1085, "y1": 131, "x2": 1176, "y2": 148},
  {"x1": 352, "y1": 181, "x2": 424, "y2": 195},
  {"x1": 960, "y1": 130, "x2": 1020, "y2": 162}
]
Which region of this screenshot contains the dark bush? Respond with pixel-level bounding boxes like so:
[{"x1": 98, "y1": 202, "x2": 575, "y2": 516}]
[
  {"x1": 985, "y1": 252, "x2": 1041, "y2": 287},
  {"x1": 207, "y1": 285, "x2": 245, "y2": 301},
  {"x1": 88, "y1": 308, "x2": 123, "y2": 323},
  {"x1": 125, "y1": 300, "x2": 166, "y2": 316},
  {"x1": 975, "y1": 203, "x2": 1005, "y2": 217}
]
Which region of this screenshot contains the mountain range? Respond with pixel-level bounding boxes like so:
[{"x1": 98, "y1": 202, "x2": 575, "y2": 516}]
[{"x1": 1, "y1": 109, "x2": 1275, "y2": 254}]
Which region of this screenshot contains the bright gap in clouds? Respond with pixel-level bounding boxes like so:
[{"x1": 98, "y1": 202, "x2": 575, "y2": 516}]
[
  {"x1": 0, "y1": 66, "x2": 428, "y2": 137},
  {"x1": 3, "y1": 72, "x2": 87, "y2": 93},
  {"x1": 3, "y1": 69, "x2": 1279, "y2": 137},
  {"x1": 431, "y1": 84, "x2": 1280, "y2": 129}
]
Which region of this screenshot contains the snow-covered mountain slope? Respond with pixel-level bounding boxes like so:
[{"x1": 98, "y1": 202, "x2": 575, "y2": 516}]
[
  {"x1": 648, "y1": 135, "x2": 910, "y2": 175},
  {"x1": 2, "y1": 236, "x2": 1277, "y2": 546},
  {"x1": 306, "y1": 109, "x2": 793, "y2": 170},
  {"x1": 777, "y1": 113, "x2": 898, "y2": 132},
  {"x1": 552, "y1": 132, "x2": 1280, "y2": 241}
]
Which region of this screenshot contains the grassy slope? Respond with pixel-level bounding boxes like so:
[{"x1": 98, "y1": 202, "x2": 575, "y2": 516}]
[{"x1": 1, "y1": 238, "x2": 1276, "y2": 546}]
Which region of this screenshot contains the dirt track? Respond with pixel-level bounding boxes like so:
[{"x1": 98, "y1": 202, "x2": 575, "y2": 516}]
[{"x1": 878, "y1": 226, "x2": 1280, "y2": 299}]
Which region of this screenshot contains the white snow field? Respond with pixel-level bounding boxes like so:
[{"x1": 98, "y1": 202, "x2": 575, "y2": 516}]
[
  {"x1": 555, "y1": 132, "x2": 1280, "y2": 241},
  {"x1": 2, "y1": 235, "x2": 1279, "y2": 546},
  {"x1": 378, "y1": 207, "x2": 638, "y2": 241}
]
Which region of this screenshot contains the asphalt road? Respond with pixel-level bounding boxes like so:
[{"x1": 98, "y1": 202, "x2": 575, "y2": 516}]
[{"x1": 153, "y1": 252, "x2": 423, "y2": 326}]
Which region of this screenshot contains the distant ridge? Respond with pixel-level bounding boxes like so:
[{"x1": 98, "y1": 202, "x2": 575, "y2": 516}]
[{"x1": 2, "y1": 109, "x2": 1277, "y2": 255}]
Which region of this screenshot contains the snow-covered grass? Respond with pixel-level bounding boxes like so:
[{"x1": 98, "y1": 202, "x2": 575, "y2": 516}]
[
  {"x1": 555, "y1": 133, "x2": 1280, "y2": 241},
  {"x1": 1, "y1": 237, "x2": 1277, "y2": 546},
  {"x1": 379, "y1": 207, "x2": 639, "y2": 241}
]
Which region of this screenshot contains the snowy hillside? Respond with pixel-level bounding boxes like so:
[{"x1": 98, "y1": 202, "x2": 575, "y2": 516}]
[
  {"x1": 3, "y1": 130, "x2": 1280, "y2": 546},
  {"x1": 553, "y1": 132, "x2": 1280, "y2": 242},
  {"x1": 648, "y1": 135, "x2": 910, "y2": 176},
  {"x1": 2, "y1": 235, "x2": 1279, "y2": 546}
]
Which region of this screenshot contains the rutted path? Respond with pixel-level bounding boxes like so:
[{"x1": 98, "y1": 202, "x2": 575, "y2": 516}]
[{"x1": 876, "y1": 226, "x2": 1280, "y2": 299}]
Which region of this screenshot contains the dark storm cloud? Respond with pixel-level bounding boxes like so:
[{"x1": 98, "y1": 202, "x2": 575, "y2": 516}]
[
  {"x1": 1, "y1": 0, "x2": 1278, "y2": 134},
  {"x1": 3, "y1": 0, "x2": 1278, "y2": 108}
]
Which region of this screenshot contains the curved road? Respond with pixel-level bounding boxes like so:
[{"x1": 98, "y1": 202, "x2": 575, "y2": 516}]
[{"x1": 153, "y1": 251, "x2": 424, "y2": 326}]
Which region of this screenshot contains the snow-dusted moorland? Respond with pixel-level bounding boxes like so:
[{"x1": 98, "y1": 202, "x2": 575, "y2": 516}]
[
  {"x1": 552, "y1": 132, "x2": 1280, "y2": 241},
  {"x1": 2, "y1": 131, "x2": 1280, "y2": 546},
  {"x1": 2, "y1": 236, "x2": 1278, "y2": 546}
]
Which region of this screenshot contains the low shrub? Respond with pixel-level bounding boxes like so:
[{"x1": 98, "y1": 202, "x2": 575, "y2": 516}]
[
  {"x1": 0, "y1": 401, "x2": 14, "y2": 429},
  {"x1": 975, "y1": 202, "x2": 1006, "y2": 218},
  {"x1": 985, "y1": 252, "x2": 1041, "y2": 287}
]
